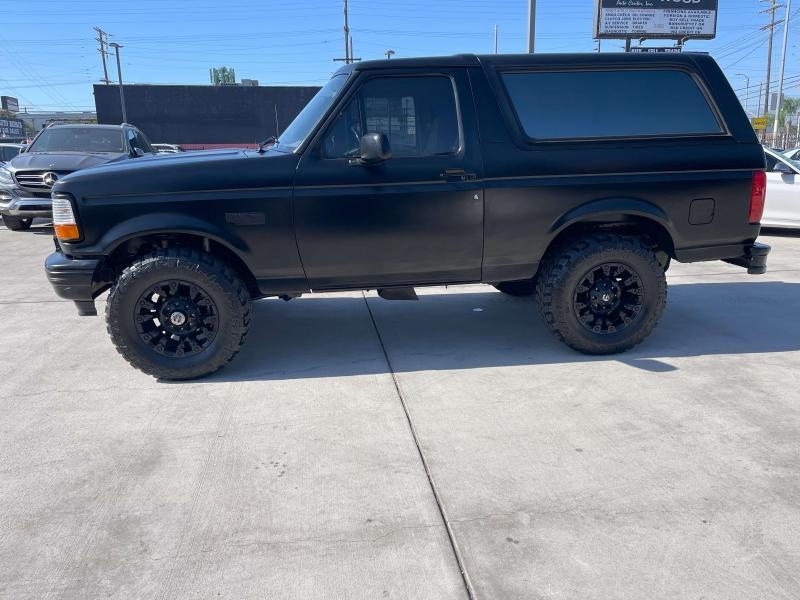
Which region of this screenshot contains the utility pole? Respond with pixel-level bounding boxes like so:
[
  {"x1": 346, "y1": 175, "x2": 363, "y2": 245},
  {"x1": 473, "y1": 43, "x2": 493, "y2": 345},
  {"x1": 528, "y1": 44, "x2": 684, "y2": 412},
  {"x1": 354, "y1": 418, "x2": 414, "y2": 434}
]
[
  {"x1": 760, "y1": 0, "x2": 780, "y2": 118},
  {"x1": 736, "y1": 73, "x2": 751, "y2": 115},
  {"x1": 334, "y1": 0, "x2": 359, "y2": 64},
  {"x1": 527, "y1": 0, "x2": 535, "y2": 52},
  {"x1": 494, "y1": 25, "x2": 499, "y2": 54},
  {"x1": 94, "y1": 27, "x2": 111, "y2": 84},
  {"x1": 109, "y1": 42, "x2": 127, "y2": 124},
  {"x1": 343, "y1": 0, "x2": 351, "y2": 63},
  {"x1": 772, "y1": 0, "x2": 791, "y2": 137}
]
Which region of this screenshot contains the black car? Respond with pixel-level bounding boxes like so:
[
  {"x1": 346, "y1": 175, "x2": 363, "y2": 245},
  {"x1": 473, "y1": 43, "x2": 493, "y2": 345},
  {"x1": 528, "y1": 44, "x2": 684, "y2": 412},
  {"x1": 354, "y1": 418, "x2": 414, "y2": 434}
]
[
  {"x1": 45, "y1": 53, "x2": 769, "y2": 379},
  {"x1": 0, "y1": 123, "x2": 153, "y2": 230}
]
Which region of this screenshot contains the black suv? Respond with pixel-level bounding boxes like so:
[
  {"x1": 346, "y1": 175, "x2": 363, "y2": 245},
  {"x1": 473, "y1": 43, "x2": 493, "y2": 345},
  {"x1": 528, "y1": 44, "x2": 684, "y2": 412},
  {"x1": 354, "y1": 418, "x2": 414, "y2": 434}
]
[
  {"x1": 45, "y1": 53, "x2": 769, "y2": 379},
  {"x1": 0, "y1": 123, "x2": 153, "y2": 230}
]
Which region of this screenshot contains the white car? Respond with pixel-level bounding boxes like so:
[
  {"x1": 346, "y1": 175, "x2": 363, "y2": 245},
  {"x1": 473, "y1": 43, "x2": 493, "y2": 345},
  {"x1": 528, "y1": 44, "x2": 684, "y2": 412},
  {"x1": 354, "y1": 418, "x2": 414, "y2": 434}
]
[
  {"x1": 783, "y1": 147, "x2": 800, "y2": 161},
  {"x1": 762, "y1": 147, "x2": 800, "y2": 229}
]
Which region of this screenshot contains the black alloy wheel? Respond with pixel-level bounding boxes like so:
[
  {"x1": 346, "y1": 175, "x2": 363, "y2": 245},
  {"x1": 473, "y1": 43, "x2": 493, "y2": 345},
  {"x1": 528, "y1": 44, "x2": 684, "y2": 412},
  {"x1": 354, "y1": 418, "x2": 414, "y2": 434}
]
[
  {"x1": 134, "y1": 280, "x2": 220, "y2": 358},
  {"x1": 573, "y1": 262, "x2": 644, "y2": 334}
]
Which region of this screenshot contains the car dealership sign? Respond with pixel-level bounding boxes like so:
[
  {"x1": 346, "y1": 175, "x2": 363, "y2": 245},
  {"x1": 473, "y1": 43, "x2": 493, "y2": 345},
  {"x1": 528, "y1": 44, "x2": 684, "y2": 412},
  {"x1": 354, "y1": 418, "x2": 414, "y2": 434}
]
[{"x1": 594, "y1": 0, "x2": 718, "y2": 40}]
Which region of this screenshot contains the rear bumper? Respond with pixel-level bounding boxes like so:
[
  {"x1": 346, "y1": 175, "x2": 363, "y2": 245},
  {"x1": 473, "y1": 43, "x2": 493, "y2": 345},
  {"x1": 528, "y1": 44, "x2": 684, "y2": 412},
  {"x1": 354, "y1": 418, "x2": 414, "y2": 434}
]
[
  {"x1": 675, "y1": 241, "x2": 771, "y2": 275},
  {"x1": 721, "y1": 242, "x2": 771, "y2": 275},
  {"x1": 44, "y1": 251, "x2": 112, "y2": 316}
]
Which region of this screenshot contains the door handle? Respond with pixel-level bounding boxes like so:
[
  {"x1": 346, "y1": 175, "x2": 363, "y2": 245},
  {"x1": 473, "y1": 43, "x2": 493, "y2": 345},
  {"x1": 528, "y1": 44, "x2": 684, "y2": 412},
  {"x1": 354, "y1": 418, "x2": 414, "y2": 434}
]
[{"x1": 440, "y1": 168, "x2": 477, "y2": 181}]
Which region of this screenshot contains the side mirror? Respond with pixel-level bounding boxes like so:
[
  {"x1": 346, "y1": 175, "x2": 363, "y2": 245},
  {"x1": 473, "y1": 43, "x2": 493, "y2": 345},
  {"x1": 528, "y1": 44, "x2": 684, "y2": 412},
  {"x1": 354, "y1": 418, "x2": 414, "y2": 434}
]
[
  {"x1": 359, "y1": 133, "x2": 391, "y2": 165},
  {"x1": 132, "y1": 147, "x2": 145, "y2": 158}
]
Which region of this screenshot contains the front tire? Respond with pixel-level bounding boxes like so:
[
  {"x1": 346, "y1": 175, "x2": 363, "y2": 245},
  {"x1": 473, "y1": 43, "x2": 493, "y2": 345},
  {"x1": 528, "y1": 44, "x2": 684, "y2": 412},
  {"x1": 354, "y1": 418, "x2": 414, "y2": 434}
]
[
  {"x1": 2, "y1": 215, "x2": 33, "y2": 231},
  {"x1": 536, "y1": 233, "x2": 666, "y2": 355},
  {"x1": 106, "y1": 247, "x2": 251, "y2": 380}
]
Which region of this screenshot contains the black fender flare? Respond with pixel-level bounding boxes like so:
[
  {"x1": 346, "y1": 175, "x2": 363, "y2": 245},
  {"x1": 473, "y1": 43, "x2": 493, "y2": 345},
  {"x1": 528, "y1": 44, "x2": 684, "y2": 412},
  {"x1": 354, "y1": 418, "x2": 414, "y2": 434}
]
[
  {"x1": 94, "y1": 212, "x2": 251, "y2": 260},
  {"x1": 548, "y1": 197, "x2": 677, "y2": 253}
]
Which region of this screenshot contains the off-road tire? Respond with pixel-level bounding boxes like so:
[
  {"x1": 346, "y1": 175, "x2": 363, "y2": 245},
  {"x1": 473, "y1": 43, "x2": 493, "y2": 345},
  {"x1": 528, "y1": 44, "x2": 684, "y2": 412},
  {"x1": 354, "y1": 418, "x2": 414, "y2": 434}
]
[
  {"x1": 535, "y1": 233, "x2": 667, "y2": 355},
  {"x1": 106, "y1": 247, "x2": 251, "y2": 380},
  {"x1": 2, "y1": 215, "x2": 33, "y2": 231},
  {"x1": 494, "y1": 280, "x2": 535, "y2": 297}
]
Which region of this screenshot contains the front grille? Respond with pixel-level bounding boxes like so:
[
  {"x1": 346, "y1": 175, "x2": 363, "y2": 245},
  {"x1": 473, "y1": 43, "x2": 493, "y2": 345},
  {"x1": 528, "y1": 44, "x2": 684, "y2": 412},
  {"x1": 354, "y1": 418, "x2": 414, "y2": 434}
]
[{"x1": 14, "y1": 170, "x2": 71, "y2": 192}]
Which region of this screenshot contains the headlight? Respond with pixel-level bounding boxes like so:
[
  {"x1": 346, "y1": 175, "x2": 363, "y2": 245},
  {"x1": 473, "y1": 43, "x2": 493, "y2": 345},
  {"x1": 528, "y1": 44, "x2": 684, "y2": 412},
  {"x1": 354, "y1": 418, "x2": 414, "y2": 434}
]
[
  {"x1": 0, "y1": 167, "x2": 13, "y2": 185},
  {"x1": 52, "y1": 194, "x2": 81, "y2": 241}
]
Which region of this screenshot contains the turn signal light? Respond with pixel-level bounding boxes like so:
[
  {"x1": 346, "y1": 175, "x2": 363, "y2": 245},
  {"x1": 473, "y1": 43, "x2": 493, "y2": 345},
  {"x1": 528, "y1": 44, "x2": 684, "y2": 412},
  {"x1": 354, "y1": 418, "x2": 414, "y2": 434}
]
[
  {"x1": 52, "y1": 195, "x2": 81, "y2": 241},
  {"x1": 749, "y1": 170, "x2": 766, "y2": 224}
]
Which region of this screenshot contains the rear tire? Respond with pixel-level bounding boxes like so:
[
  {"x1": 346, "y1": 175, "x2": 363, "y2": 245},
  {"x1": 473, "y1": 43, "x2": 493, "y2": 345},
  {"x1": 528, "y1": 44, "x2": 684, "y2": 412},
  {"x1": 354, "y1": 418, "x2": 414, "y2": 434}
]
[
  {"x1": 2, "y1": 215, "x2": 33, "y2": 231},
  {"x1": 106, "y1": 247, "x2": 251, "y2": 380},
  {"x1": 494, "y1": 280, "x2": 535, "y2": 297},
  {"x1": 536, "y1": 233, "x2": 666, "y2": 355}
]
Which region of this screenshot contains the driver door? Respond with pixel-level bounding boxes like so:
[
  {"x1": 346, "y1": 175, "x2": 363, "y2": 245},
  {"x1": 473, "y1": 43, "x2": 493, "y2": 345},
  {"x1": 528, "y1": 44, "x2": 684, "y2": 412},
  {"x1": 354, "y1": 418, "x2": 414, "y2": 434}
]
[{"x1": 292, "y1": 68, "x2": 484, "y2": 289}]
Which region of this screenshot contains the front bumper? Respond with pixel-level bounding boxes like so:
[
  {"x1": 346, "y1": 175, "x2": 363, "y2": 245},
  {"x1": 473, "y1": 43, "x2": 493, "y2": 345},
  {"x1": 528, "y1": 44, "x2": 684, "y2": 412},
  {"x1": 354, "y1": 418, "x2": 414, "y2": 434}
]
[
  {"x1": 721, "y1": 242, "x2": 771, "y2": 275},
  {"x1": 0, "y1": 190, "x2": 52, "y2": 218},
  {"x1": 45, "y1": 251, "x2": 113, "y2": 316}
]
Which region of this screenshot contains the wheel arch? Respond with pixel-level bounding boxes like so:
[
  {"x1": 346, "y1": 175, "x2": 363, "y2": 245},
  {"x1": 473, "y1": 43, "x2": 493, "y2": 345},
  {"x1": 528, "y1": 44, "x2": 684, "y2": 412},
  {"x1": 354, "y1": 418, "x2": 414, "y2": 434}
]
[
  {"x1": 545, "y1": 197, "x2": 677, "y2": 261},
  {"x1": 101, "y1": 219, "x2": 260, "y2": 298}
]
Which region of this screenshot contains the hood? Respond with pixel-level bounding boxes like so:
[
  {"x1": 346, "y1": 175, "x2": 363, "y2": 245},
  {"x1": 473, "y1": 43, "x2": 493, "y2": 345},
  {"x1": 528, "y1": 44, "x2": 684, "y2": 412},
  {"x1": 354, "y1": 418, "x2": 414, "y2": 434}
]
[
  {"x1": 5, "y1": 151, "x2": 128, "y2": 173},
  {"x1": 52, "y1": 145, "x2": 298, "y2": 200}
]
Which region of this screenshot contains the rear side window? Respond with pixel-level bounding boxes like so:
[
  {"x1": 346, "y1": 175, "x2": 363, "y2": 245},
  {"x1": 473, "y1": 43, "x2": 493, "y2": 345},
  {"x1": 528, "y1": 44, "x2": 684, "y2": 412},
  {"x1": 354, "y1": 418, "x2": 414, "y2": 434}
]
[{"x1": 501, "y1": 69, "x2": 722, "y2": 140}]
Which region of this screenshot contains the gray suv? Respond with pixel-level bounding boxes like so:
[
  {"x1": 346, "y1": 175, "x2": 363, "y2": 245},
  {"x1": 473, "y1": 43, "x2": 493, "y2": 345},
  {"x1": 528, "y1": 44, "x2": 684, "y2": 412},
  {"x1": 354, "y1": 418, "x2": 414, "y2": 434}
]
[{"x1": 0, "y1": 123, "x2": 153, "y2": 230}]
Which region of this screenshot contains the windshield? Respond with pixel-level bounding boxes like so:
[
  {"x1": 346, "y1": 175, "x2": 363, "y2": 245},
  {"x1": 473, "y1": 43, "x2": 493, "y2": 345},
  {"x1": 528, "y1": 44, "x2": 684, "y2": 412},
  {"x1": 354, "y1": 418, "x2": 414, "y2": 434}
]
[
  {"x1": 28, "y1": 127, "x2": 125, "y2": 153},
  {"x1": 274, "y1": 73, "x2": 349, "y2": 151}
]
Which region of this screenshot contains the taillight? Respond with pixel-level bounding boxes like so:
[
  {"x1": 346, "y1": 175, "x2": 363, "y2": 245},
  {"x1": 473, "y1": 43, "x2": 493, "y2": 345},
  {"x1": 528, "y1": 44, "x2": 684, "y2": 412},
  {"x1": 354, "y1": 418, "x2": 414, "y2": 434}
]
[
  {"x1": 52, "y1": 194, "x2": 80, "y2": 241},
  {"x1": 749, "y1": 170, "x2": 766, "y2": 224}
]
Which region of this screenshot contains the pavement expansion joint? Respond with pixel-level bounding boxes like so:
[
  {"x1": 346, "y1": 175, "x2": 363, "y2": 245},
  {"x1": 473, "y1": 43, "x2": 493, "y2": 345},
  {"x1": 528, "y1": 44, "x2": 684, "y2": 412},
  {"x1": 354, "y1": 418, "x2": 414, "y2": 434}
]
[{"x1": 361, "y1": 291, "x2": 477, "y2": 600}]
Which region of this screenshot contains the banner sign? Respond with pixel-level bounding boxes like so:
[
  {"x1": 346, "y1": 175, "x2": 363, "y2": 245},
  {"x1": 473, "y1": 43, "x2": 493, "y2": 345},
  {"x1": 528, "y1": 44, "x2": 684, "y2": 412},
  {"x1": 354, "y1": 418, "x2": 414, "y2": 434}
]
[
  {"x1": 0, "y1": 118, "x2": 25, "y2": 139},
  {"x1": 594, "y1": 0, "x2": 718, "y2": 40}
]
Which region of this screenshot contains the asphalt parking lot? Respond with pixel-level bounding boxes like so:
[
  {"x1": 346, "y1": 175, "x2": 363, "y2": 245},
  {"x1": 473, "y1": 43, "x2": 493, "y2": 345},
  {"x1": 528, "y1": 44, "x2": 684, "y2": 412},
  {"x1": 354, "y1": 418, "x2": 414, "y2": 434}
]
[{"x1": 1, "y1": 222, "x2": 799, "y2": 600}]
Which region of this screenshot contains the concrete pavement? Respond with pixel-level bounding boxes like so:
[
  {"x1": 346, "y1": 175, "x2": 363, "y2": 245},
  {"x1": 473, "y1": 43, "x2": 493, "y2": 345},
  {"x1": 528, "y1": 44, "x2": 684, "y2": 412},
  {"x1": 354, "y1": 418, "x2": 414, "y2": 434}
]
[{"x1": 1, "y1": 222, "x2": 798, "y2": 599}]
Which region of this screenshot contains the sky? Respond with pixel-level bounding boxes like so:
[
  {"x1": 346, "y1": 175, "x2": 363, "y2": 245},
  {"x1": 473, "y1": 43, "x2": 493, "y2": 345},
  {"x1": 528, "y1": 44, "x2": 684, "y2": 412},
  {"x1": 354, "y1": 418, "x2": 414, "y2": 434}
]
[{"x1": 1, "y1": 0, "x2": 797, "y2": 117}]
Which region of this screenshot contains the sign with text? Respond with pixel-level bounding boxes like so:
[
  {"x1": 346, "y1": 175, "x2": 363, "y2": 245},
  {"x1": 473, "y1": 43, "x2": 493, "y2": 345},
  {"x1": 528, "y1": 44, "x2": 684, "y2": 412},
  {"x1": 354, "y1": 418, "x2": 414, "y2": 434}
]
[
  {"x1": 630, "y1": 46, "x2": 683, "y2": 52},
  {"x1": 751, "y1": 117, "x2": 767, "y2": 131},
  {"x1": 594, "y1": 0, "x2": 718, "y2": 40},
  {"x1": 0, "y1": 118, "x2": 25, "y2": 139},
  {"x1": 1, "y1": 96, "x2": 19, "y2": 113}
]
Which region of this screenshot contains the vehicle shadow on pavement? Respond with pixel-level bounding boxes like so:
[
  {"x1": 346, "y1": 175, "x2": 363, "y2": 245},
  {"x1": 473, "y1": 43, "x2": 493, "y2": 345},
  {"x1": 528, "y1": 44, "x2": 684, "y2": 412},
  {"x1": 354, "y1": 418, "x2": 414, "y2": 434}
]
[{"x1": 207, "y1": 281, "x2": 800, "y2": 382}]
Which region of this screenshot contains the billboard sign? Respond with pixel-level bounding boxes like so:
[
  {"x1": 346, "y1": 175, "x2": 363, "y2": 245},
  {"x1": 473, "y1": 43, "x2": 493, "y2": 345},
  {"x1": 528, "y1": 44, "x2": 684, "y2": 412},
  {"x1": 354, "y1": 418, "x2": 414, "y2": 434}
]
[
  {"x1": 630, "y1": 46, "x2": 683, "y2": 52},
  {"x1": 0, "y1": 118, "x2": 25, "y2": 139},
  {"x1": 594, "y1": 0, "x2": 718, "y2": 40},
  {"x1": 1, "y1": 96, "x2": 19, "y2": 113}
]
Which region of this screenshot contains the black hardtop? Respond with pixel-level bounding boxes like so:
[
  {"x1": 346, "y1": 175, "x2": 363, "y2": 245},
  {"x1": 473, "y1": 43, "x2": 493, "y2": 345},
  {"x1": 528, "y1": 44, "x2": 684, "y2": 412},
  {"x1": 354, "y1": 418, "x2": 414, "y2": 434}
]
[{"x1": 337, "y1": 52, "x2": 715, "y2": 74}]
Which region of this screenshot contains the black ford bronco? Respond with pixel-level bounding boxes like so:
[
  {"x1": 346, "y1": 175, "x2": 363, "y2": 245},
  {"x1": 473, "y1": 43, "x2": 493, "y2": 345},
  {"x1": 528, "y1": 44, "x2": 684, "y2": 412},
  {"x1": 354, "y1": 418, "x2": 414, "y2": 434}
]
[{"x1": 45, "y1": 53, "x2": 769, "y2": 380}]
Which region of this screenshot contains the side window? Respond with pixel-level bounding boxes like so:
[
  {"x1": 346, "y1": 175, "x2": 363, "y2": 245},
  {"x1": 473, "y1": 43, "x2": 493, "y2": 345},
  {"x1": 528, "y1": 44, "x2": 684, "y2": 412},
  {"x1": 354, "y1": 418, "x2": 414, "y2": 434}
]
[
  {"x1": 322, "y1": 75, "x2": 459, "y2": 158},
  {"x1": 501, "y1": 69, "x2": 723, "y2": 140},
  {"x1": 134, "y1": 130, "x2": 153, "y2": 153}
]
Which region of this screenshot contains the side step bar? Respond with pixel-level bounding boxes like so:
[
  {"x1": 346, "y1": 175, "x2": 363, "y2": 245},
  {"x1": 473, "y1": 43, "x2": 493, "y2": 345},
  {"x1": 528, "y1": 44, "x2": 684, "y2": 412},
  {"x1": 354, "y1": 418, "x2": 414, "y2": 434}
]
[{"x1": 377, "y1": 287, "x2": 418, "y2": 301}]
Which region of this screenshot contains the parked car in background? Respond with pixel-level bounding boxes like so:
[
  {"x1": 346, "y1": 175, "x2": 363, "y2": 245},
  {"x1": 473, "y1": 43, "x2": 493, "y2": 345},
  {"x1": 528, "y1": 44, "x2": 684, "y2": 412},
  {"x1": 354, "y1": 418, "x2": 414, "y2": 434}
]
[
  {"x1": 0, "y1": 143, "x2": 25, "y2": 165},
  {"x1": 0, "y1": 123, "x2": 153, "y2": 231},
  {"x1": 783, "y1": 147, "x2": 800, "y2": 161},
  {"x1": 762, "y1": 146, "x2": 800, "y2": 229},
  {"x1": 152, "y1": 143, "x2": 185, "y2": 154}
]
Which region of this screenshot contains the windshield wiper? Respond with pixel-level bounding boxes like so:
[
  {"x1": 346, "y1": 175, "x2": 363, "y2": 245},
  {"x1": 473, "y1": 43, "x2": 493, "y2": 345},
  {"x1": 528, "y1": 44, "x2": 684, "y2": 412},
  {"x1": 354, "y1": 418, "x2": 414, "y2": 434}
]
[{"x1": 257, "y1": 136, "x2": 277, "y2": 154}]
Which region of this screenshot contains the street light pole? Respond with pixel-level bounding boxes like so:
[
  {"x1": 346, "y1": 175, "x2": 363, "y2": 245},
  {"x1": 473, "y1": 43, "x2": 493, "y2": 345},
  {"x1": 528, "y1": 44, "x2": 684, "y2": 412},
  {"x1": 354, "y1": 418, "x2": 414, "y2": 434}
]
[
  {"x1": 735, "y1": 73, "x2": 750, "y2": 115},
  {"x1": 772, "y1": 0, "x2": 792, "y2": 138},
  {"x1": 109, "y1": 42, "x2": 127, "y2": 124}
]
